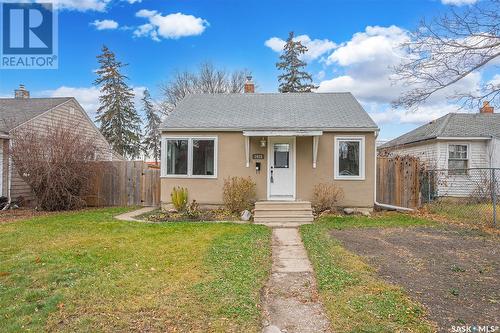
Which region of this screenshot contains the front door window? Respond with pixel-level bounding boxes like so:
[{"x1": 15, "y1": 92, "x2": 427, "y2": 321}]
[{"x1": 273, "y1": 143, "x2": 290, "y2": 168}]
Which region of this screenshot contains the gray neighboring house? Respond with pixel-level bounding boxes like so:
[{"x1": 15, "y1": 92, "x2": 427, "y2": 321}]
[
  {"x1": 379, "y1": 102, "x2": 499, "y2": 196},
  {"x1": 0, "y1": 85, "x2": 120, "y2": 206},
  {"x1": 160, "y1": 87, "x2": 379, "y2": 213}
]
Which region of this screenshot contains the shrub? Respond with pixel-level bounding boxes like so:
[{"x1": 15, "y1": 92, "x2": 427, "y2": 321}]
[
  {"x1": 10, "y1": 124, "x2": 100, "y2": 211},
  {"x1": 186, "y1": 200, "x2": 200, "y2": 219},
  {"x1": 223, "y1": 177, "x2": 256, "y2": 213},
  {"x1": 312, "y1": 183, "x2": 344, "y2": 213},
  {"x1": 171, "y1": 186, "x2": 188, "y2": 212}
]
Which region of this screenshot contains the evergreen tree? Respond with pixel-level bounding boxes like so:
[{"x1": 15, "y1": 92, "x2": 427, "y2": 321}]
[
  {"x1": 276, "y1": 32, "x2": 317, "y2": 93},
  {"x1": 141, "y1": 89, "x2": 161, "y2": 163},
  {"x1": 94, "y1": 45, "x2": 142, "y2": 159}
]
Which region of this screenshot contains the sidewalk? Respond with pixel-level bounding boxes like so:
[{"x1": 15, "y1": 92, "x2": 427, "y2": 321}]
[
  {"x1": 262, "y1": 228, "x2": 330, "y2": 333},
  {"x1": 114, "y1": 206, "x2": 157, "y2": 222}
]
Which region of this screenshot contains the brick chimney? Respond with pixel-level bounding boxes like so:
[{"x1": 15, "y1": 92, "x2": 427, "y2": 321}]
[
  {"x1": 14, "y1": 84, "x2": 30, "y2": 99},
  {"x1": 480, "y1": 101, "x2": 494, "y2": 114},
  {"x1": 244, "y1": 76, "x2": 255, "y2": 93}
]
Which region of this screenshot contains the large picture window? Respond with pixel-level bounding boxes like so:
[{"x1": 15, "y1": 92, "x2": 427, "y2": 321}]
[
  {"x1": 334, "y1": 136, "x2": 365, "y2": 180},
  {"x1": 163, "y1": 137, "x2": 217, "y2": 178},
  {"x1": 448, "y1": 144, "x2": 468, "y2": 175}
]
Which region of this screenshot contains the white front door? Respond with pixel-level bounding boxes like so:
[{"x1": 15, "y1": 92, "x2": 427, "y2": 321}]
[{"x1": 268, "y1": 137, "x2": 295, "y2": 200}]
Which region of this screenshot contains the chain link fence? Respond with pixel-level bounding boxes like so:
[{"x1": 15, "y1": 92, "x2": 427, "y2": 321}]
[{"x1": 420, "y1": 168, "x2": 499, "y2": 227}]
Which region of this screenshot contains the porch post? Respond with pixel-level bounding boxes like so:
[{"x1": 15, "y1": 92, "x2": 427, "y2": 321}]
[
  {"x1": 245, "y1": 136, "x2": 250, "y2": 167},
  {"x1": 313, "y1": 136, "x2": 319, "y2": 168}
]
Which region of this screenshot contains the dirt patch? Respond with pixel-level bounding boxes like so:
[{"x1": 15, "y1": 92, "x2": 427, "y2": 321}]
[
  {"x1": 0, "y1": 208, "x2": 54, "y2": 223},
  {"x1": 330, "y1": 226, "x2": 499, "y2": 332}
]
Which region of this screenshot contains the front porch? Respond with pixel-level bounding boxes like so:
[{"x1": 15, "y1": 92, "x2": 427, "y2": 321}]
[{"x1": 243, "y1": 130, "x2": 322, "y2": 202}]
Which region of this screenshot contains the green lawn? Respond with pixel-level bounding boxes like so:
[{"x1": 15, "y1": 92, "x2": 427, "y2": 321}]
[
  {"x1": 300, "y1": 213, "x2": 436, "y2": 333},
  {"x1": 0, "y1": 208, "x2": 271, "y2": 332}
]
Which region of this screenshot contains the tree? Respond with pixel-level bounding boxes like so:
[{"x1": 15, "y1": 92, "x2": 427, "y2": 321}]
[
  {"x1": 393, "y1": 0, "x2": 500, "y2": 110},
  {"x1": 276, "y1": 31, "x2": 317, "y2": 93},
  {"x1": 10, "y1": 124, "x2": 100, "y2": 211},
  {"x1": 141, "y1": 89, "x2": 161, "y2": 163},
  {"x1": 160, "y1": 62, "x2": 250, "y2": 115},
  {"x1": 94, "y1": 45, "x2": 142, "y2": 158}
]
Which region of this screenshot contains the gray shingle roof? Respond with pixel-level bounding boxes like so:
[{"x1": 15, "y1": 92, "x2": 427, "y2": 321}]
[
  {"x1": 161, "y1": 93, "x2": 378, "y2": 131},
  {"x1": 381, "y1": 113, "x2": 500, "y2": 148},
  {"x1": 0, "y1": 97, "x2": 72, "y2": 133}
]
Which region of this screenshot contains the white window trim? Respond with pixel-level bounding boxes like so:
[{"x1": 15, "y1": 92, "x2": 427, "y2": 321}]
[
  {"x1": 161, "y1": 136, "x2": 218, "y2": 179},
  {"x1": 334, "y1": 136, "x2": 365, "y2": 180},
  {"x1": 447, "y1": 143, "x2": 469, "y2": 176}
]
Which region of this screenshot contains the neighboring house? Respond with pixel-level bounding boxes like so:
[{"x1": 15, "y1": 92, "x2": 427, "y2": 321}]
[
  {"x1": 0, "y1": 85, "x2": 121, "y2": 206},
  {"x1": 159, "y1": 80, "x2": 379, "y2": 214},
  {"x1": 379, "y1": 102, "x2": 499, "y2": 197}
]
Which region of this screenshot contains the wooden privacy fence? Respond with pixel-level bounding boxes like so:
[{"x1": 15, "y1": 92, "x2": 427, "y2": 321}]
[
  {"x1": 85, "y1": 161, "x2": 161, "y2": 207},
  {"x1": 377, "y1": 156, "x2": 421, "y2": 209}
]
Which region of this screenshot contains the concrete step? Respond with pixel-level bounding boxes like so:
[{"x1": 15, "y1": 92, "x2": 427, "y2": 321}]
[
  {"x1": 254, "y1": 216, "x2": 314, "y2": 223},
  {"x1": 254, "y1": 210, "x2": 313, "y2": 217},
  {"x1": 255, "y1": 201, "x2": 312, "y2": 210}
]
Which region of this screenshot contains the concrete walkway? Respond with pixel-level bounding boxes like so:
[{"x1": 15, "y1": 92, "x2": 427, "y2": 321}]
[
  {"x1": 114, "y1": 206, "x2": 157, "y2": 222},
  {"x1": 262, "y1": 228, "x2": 330, "y2": 333}
]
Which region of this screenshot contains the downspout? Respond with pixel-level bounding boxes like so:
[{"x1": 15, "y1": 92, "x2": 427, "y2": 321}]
[{"x1": 373, "y1": 130, "x2": 414, "y2": 212}]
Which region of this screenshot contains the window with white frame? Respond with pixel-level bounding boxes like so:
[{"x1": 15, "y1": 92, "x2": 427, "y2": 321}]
[
  {"x1": 335, "y1": 136, "x2": 365, "y2": 180},
  {"x1": 163, "y1": 137, "x2": 217, "y2": 178},
  {"x1": 448, "y1": 144, "x2": 468, "y2": 175}
]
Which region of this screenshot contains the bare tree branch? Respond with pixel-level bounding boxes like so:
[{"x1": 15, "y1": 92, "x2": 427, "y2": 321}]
[
  {"x1": 159, "y1": 62, "x2": 251, "y2": 115},
  {"x1": 393, "y1": 0, "x2": 500, "y2": 110}
]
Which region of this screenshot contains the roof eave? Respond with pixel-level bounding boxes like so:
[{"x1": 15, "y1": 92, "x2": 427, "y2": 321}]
[{"x1": 160, "y1": 126, "x2": 379, "y2": 132}]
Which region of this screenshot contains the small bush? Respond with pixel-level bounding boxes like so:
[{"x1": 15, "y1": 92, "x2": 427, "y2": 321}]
[
  {"x1": 171, "y1": 186, "x2": 188, "y2": 212},
  {"x1": 186, "y1": 200, "x2": 200, "y2": 219},
  {"x1": 312, "y1": 183, "x2": 344, "y2": 213},
  {"x1": 223, "y1": 177, "x2": 256, "y2": 213}
]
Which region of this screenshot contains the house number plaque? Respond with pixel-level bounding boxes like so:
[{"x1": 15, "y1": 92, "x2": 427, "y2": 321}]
[{"x1": 253, "y1": 154, "x2": 264, "y2": 160}]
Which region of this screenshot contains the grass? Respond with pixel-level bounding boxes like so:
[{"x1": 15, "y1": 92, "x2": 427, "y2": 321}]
[
  {"x1": 300, "y1": 213, "x2": 436, "y2": 333},
  {"x1": 425, "y1": 201, "x2": 499, "y2": 228},
  {"x1": 0, "y1": 207, "x2": 271, "y2": 332}
]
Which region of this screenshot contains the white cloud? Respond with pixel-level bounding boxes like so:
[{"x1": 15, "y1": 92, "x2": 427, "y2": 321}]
[
  {"x1": 326, "y1": 25, "x2": 408, "y2": 67},
  {"x1": 91, "y1": 19, "x2": 119, "y2": 30},
  {"x1": 265, "y1": 34, "x2": 336, "y2": 61},
  {"x1": 42, "y1": 86, "x2": 146, "y2": 119},
  {"x1": 441, "y1": 0, "x2": 478, "y2": 5},
  {"x1": 134, "y1": 10, "x2": 209, "y2": 40},
  {"x1": 124, "y1": 0, "x2": 141, "y2": 3},
  {"x1": 368, "y1": 103, "x2": 463, "y2": 126},
  {"x1": 37, "y1": 0, "x2": 111, "y2": 12}
]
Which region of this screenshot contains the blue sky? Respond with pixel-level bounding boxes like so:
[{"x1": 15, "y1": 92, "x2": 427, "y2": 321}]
[{"x1": 0, "y1": 0, "x2": 490, "y2": 140}]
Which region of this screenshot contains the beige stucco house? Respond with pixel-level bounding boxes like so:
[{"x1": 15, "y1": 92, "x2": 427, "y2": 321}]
[
  {"x1": 0, "y1": 85, "x2": 121, "y2": 206},
  {"x1": 160, "y1": 81, "x2": 379, "y2": 220}
]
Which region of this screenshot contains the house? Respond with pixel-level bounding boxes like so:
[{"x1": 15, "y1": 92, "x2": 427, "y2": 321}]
[
  {"x1": 159, "y1": 78, "x2": 379, "y2": 220},
  {"x1": 379, "y1": 102, "x2": 499, "y2": 197},
  {"x1": 0, "y1": 85, "x2": 120, "y2": 206}
]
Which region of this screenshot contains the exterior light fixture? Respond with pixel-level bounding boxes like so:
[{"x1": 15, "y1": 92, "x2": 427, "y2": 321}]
[{"x1": 260, "y1": 137, "x2": 267, "y2": 148}]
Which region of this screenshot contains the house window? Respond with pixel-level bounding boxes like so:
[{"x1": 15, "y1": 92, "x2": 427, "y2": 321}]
[
  {"x1": 192, "y1": 139, "x2": 215, "y2": 176},
  {"x1": 335, "y1": 136, "x2": 365, "y2": 180},
  {"x1": 273, "y1": 143, "x2": 290, "y2": 168},
  {"x1": 448, "y1": 144, "x2": 468, "y2": 175},
  {"x1": 166, "y1": 139, "x2": 188, "y2": 175},
  {"x1": 163, "y1": 137, "x2": 217, "y2": 178}
]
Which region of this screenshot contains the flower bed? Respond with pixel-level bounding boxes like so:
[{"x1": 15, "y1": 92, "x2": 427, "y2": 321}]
[{"x1": 144, "y1": 208, "x2": 240, "y2": 222}]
